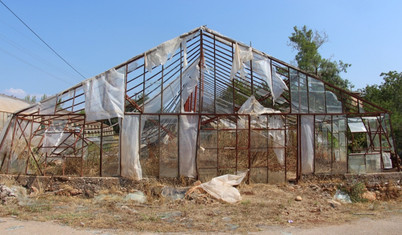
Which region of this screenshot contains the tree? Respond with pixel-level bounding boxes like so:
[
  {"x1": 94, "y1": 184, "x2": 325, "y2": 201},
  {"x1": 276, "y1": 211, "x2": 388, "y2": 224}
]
[
  {"x1": 362, "y1": 71, "x2": 402, "y2": 155},
  {"x1": 24, "y1": 95, "x2": 37, "y2": 104},
  {"x1": 288, "y1": 26, "x2": 353, "y2": 90}
]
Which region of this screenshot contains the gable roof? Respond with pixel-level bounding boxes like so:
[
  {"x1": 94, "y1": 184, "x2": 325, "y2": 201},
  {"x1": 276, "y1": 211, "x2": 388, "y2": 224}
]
[{"x1": 14, "y1": 26, "x2": 388, "y2": 119}]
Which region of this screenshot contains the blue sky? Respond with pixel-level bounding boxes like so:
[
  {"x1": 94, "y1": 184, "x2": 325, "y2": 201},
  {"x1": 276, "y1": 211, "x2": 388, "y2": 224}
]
[{"x1": 1, "y1": 0, "x2": 401, "y2": 99}]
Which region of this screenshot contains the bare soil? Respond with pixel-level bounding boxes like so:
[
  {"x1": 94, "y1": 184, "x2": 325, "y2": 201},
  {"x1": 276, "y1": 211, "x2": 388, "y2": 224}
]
[{"x1": 0, "y1": 177, "x2": 401, "y2": 233}]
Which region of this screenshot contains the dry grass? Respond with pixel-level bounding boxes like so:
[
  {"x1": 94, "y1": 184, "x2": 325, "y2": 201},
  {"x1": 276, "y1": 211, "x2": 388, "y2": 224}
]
[{"x1": 1, "y1": 179, "x2": 401, "y2": 233}]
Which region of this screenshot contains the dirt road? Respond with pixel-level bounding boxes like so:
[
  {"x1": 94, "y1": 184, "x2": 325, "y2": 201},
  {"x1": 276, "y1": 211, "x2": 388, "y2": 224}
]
[{"x1": 1, "y1": 215, "x2": 401, "y2": 235}]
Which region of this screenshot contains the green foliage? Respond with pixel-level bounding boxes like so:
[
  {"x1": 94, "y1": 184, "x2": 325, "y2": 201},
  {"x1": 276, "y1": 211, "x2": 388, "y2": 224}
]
[
  {"x1": 362, "y1": 71, "x2": 402, "y2": 155},
  {"x1": 288, "y1": 25, "x2": 353, "y2": 90},
  {"x1": 339, "y1": 182, "x2": 368, "y2": 203}
]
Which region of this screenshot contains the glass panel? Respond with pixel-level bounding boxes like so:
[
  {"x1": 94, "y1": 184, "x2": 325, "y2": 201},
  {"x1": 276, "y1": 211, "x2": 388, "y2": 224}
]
[{"x1": 348, "y1": 154, "x2": 366, "y2": 174}]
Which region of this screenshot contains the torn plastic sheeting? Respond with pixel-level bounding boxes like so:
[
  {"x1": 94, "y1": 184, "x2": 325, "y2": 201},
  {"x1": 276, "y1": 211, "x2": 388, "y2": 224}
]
[
  {"x1": 143, "y1": 58, "x2": 200, "y2": 113},
  {"x1": 39, "y1": 96, "x2": 57, "y2": 115},
  {"x1": 382, "y1": 152, "x2": 392, "y2": 169},
  {"x1": 200, "y1": 171, "x2": 247, "y2": 203},
  {"x1": 83, "y1": 69, "x2": 125, "y2": 122},
  {"x1": 145, "y1": 37, "x2": 182, "y2": 73},
  {"x1": 179, "y1": 115, "x2": 199, "y2": 178},
  {"x1": 42, "y1": 120, "x2": 69, "y2": 154},
  {"x1": 301, "y1": 115, "x2": 314, "y2": 174},
  {"x1": 230, "y1": 43, "x2": 253, "y2": 80},
  {"x1": 238, "y1": 96, "x2": 280, "y2": 115},
  {"x1": 268, "y1": 116, "x2": 285, "y2": 166},
  {"x1": 271, "y1": 71, "x2": 289, "y2": 102},
  {"x1": 121, "y1": 115, "x2": 142, "y2": 180}
]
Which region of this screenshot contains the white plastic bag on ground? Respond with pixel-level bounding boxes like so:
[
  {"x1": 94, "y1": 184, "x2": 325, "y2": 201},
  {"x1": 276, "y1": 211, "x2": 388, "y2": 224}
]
[{"x1": 200, "y1": 171, "x2": 247, "y2": 203}]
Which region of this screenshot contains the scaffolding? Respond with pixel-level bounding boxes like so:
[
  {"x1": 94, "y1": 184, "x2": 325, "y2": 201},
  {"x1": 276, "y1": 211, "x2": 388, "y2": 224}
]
[{"x1": 0, "y1": 26, "x2": 398, "y2": 182}]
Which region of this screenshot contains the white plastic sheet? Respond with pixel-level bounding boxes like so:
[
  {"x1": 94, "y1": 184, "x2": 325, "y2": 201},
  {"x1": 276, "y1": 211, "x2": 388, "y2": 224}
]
[
  {"x1": 145, "y1": 37, "x2": 182, "y2": 73},
  {"x1": 230, "y1": 43, "x2": 253, "y2": 80},
  {"x1": 179, "y1": 115, "x2": 199, "y2": 178},
  {"x1": 268, "y1": 116, "x2": 285, "y2": 166},
  {"x1": 42, "y1": 120, "x2": 69, "y2": 154},
  {"x1": 271, "y1": 71, "x2": 289, "y2": 102},
  {"x1": 121, "y1": 115, "x2": 142, "y2": 180},
  {"x1": 238, "y1": 96, "x2": 279, "y2": 115},
  {"x1": 143, "y1": 58, "x2": 200, "y2": 113},
  {"x1": 382, "y1": 152, "x2": 392, "y2": 169},
  {"x1": 301, "y1": 115, "x2": 314, "y2": 174},
  {"x1": 83, "y1": 69, "x2": 125, "y2": 122},
  {"x1": 200, "y1": 171, "x2": 247, "y2": 203},
  {"x1": 39, "y1": 97, "x2": 57, "y2": 115}
]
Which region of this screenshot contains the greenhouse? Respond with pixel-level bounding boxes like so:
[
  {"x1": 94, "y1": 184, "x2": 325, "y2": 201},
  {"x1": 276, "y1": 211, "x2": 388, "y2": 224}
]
[{"x1": 0, "y1": 26, "x2": 398, "y2": 183}]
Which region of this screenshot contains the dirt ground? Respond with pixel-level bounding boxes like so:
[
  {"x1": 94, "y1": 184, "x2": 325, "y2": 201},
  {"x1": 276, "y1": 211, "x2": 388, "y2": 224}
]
[
  {"x1": 0, "y1": 176, "x2": 401, "y2": 234},
  {"x1": 1, "y1": 214, "x2": 401, "y2": 235}
]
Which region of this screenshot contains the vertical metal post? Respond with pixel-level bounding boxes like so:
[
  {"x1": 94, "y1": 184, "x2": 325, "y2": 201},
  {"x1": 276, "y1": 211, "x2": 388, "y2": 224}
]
[
  {"x1": 313, "y1": 115, "x2": 316, "y2": 174},
  {"x1": 235, "y1": 114, "x2": 238, "y2": 174},
  {"x1": 346, "y1": 115, "x2": 350, "y2": 173},
  {"x1": 216, "y1": 116, "x2": 219, "y2": 176},
  {"x1": 330, "y1": 115, "x2": 334, "y2": 174},
  {"x1": 213, "y1": 35, "x2": 217, "y2": 114},
  {"x1": 161, "y1": 65, "x2": 164, "y2": 112},
  {"x1": 247, "y1": 114, "x2": 251, "y2": 183},
  {"x1": 100, "y1": 122, "x2": 103, "y2": 176},
  {"x1": 288, "y1": 69, "x2": 292, "y2": 113},
  {"x1": 284, "y1": 115, "x2": 287, "y2": 182},
  {"x1": 81, "y1": 118, "x2": 86, "y2": 177},
  {"x1": 231, "y1": 42, "x2": 235, "y2": 113}
]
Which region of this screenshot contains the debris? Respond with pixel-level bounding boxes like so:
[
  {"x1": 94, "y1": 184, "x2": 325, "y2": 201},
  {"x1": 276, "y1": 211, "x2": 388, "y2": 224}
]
[
  {"x1": 84, "y1": 189, "x2": 94, "y2": 199},
  {"x1": 161, "y1": 186, "x2": 188, "y2": 200},
  {"x1": 160, "y1": 211, "x2": 183, "y2": 221},
  {"x1": 287, "y1": 220, "x2": 293, "y2": 223},
  {"x1": 30, "y1": 186, "x2": 39, "y2": 196},
  {"x1": 80, "y1": 222, "x2": 85, "y2": 227},
  {"x1": 222, "y1": 217, "x2": 232, "y2": 222},
  {"x1": 121, "y1": 205, "x2": 138, "y2": 214},
  {"x1": 199, "y1": 171, "x2": 248, "y2": 203},
  {"x1": 125, "y1": 191, "x2": 147, "y2": 203},
  {"x1": 333, "y1": 189, "x2": 352, "y2": 203},
  {"x1": 295, "y1": 196, "x2": 302, "y2": 201},
  {"x1": 328, "y1": 200, "x2": 341, "y2": 208},
  {"x1": 6, "y1": 225, "x2": 24, "y2": 231},
  {"x1": 226, "y1": 223, "x2": 239, "y2": 230},
  {"x1": 0, "y1": 184, "x2": 16, "y2": 204}
]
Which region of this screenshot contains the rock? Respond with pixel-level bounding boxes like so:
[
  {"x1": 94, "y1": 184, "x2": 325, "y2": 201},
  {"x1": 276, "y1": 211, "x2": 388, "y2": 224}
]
[
  {"x1": 30, "y1": 186, "x2": 39, "y2": 196},
  {"x1": 161, "y1": 186, "x2": 188, "y2": 200},
  {"x1": 121, "y1": 205, "x2": 138, "y2": 214},
  {"x1": 295, "y1": 196, "x2": 302, "y2": 201},
  {"x1": 84, "y1": 189, "x2": 94, "y2": 198},
  {"x1": 160, "y1": 211, "x2": 183, "y2": 220},
  {"x1": 222, "y1": 217, "x2": 232, "y2": 222},
  {"x1": 328, "y1": 199, "x2": 341, "y2": 208},
  {"x1": 125, "y1": 191, "x2": 147, "y2": 203},
  {"x1": 226, "y1": 223, "x2": 239, "y2": 230},
  {"x1": 70, "y1": 189, "x2": 82, "y2": 196},
  {"x1": 362, "y1": 191, "x2": 376, "y2": 201}
]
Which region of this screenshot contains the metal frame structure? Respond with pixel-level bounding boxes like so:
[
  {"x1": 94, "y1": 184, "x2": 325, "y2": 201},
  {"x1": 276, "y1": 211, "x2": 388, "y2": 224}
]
[{"x1": 0, "y1": 26, "x2": 398, "y2": 182}]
